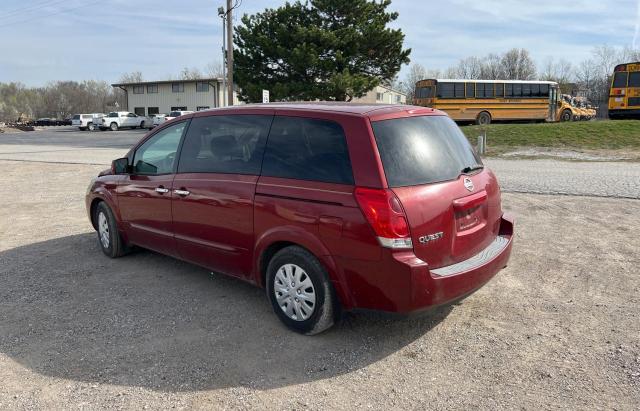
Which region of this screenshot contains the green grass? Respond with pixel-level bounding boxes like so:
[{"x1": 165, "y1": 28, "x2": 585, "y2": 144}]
[{"x1": 461, "y1": 120, "x2": 640, "y2": 153}]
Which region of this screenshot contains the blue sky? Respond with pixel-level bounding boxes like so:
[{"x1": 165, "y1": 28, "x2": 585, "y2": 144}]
[{"x1": 0, "y1": 0, "x2": 638, "y2": 86}]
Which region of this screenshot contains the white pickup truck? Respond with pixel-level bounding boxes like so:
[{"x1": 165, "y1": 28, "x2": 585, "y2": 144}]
[{"x1": 98, "y1": 111, "x2": 151, "y2": 131}]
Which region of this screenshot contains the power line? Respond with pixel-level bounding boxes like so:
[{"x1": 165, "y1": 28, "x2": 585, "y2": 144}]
[{"x1": 0, "y1": 0, "x2": 103, "y2": 29}]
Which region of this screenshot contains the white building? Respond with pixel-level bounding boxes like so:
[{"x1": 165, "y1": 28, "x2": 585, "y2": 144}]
[
  {"x1": 352, "y1": 84, "x2": 407, "y2": 104},
  {"x1": 112, "y1": 79, "x2": 406, "y2": 115},
  {"x1": 112, "y1": 78, "x2": 238, "y2": 116}
]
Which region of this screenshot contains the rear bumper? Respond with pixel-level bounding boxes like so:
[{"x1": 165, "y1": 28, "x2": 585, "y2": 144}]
[
  {"x1": 340, "y1": 214, "x2": 514, "y2": 314},
  {"x1": 609, "y1": 109, "x2": 640, "y2": 119}
]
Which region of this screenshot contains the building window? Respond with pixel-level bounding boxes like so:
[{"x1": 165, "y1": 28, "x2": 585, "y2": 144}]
[
  {"x1": 395, "y1": 95, "x2": 401, "y2": 103},
  {"x1": 134, "y1": 107, "x2": 146, "y2": 116},
  {"x1": 133, "y1": 85, "x2": 144, "y2": 94},
  {"x1": 196, "y1": 81, "x2": 209, "y2": 92},
  {"x1": 376, "y1": 92, "x2": 384, "y2": 101},
  {"x1": 148, "y1": 107, "x2": 159, "y2": 115},
  {"x1": 171, "y1": 106, "x2": 187, "y2": 111},
  {"x1": 147, "y1": 84, "x2": 158, "y2": 94},
  {"x1": 196, "y1": 106, "x2": 210, "y2": 111},
  {"x1": 172, "y1": 83, "x2": 184, "y2": 93}
]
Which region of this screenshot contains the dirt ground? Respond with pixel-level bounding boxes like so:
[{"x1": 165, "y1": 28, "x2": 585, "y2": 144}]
[{"x1": 0, "y1": 160, "x2": 638, "y2": 410}]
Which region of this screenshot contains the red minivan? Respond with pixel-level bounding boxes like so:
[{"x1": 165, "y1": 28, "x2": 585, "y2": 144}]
[{"x1": 86, "y1": 103, "x2": 513, "y2": 334}]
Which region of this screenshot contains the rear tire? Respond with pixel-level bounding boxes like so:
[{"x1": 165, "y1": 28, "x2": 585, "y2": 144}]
[
  {"x1": 476, "y1": 111, "x2": 491, "y2": 125},
  {"x1": 87, "y1": 122, "x2": 95, "y2": 131},
  {"x1": 139, "y1": 121, "x2": 145, "y2": 129},
  {"x1": 266, "y1": 246, "x2": 337, "y2": 335},
  {"x1": 94, "y1": 202, "x2": 128, "y2": 258},
  {"x1": 110, "y1": 122, "x2": 118, "y2": 131}
]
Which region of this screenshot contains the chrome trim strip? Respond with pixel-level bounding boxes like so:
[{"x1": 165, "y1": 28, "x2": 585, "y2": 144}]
[{"x1": 430, "y1": 235, "x2": 509, "y2": 277}]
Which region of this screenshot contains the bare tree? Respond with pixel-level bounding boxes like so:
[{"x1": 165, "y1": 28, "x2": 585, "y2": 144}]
[
  {"x1": 118, "y1": 71, "x2": 144, "y2": 84},
  {"x1": 180, "y1": 67, "x2": 204, "y2": 80},
  {"x1": 399, "y1": 63, "x2": 427, "y2": 102},
  {"x1": 540, "y1": 57, "x2": 573, "y2": 85},
  {"x1": 451, "y1": 56, "x2": 483, "y2": 79},
  {"x1": 205, "y1": 61, "x2": 225, "y2": 78},
  {"x1": 501, "y1": 48, "x2": 536, "y2": 80},
  {"x1": 479, "y1": 53, "x2": 504, "y2": 79}
]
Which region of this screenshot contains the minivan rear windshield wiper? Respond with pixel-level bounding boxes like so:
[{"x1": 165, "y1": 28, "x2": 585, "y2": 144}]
[{"x1": 461, "y1": 164, "x2": 484, "y2": 174}]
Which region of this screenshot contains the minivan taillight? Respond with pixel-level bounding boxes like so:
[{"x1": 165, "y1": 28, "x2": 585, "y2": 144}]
[{"x1": 354, "y1": 187, "x2": 412, "y2": 249}]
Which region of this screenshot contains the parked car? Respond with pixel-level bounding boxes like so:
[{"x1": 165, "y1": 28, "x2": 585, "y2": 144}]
[
  {"x1": 35, "y1": 118, "x2": 52, "y2": 126},
  {"x1": 72, "y1": 113, "x2": 104, "y2": 131},
  {"x1": 165, "y1": 110, "x2": 194, "y2": 121},
  {"x1": 151, "y1": 113, "x2": 167, "y2": 128},
  {"x1": 98, "y1": 111, "x2": 151, "y2": 131},
  {"x1": 86, "y1": 103, "x2": 514, "y2": 334}
]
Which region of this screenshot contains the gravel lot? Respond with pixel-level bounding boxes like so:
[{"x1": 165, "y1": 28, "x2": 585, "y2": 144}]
[{"x1": 0, "y1": 128, "x2": 639, "y2": 409}]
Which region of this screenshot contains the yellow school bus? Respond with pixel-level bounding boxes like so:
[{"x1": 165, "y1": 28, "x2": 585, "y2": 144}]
[
  {"x1": 608, "y1": 62, "x2": 640, "y2": 119},
  {"x1": 414, "y1": 79, "x2": 560, "y2": 124}
]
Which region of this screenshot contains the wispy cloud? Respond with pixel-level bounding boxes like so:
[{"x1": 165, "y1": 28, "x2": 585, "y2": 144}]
[{"x1": 0, "y1": 0, "x2": 638, "y2": 85}]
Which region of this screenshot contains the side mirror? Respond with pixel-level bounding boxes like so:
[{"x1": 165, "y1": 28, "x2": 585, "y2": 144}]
[{"x1": 111, "y1": 157, "x2": 131, "y2": 174}]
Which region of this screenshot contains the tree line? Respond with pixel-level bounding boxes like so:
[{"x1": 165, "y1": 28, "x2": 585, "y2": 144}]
[
  {"x1": 0, "y1": 63, "x2": 224, "y2": 123},
  {"x1": 399, "y1": 45, "x2": 640, "y2": 113}
]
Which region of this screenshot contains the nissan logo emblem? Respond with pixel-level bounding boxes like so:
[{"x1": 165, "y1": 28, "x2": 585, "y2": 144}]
[{"x1": 464, "y1": 177, "x2": 474, "y2": 192}]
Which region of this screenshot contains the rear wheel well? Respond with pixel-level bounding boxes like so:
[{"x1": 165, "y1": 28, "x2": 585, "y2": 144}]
[
  {"x1": 259, "y1": 241, "x2": 298, "y2": 288},
  {"x1": 89, "y1": 199, "x2": 104, "y2": 230}
]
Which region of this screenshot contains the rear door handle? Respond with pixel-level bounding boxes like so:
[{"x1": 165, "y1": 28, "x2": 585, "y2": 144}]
[
  {"x1": 155, "y1": 187, "x2": 169, "y2": 194},
  {"x1": 174, "y1": 189, "x2": 190, "y2": 196}
]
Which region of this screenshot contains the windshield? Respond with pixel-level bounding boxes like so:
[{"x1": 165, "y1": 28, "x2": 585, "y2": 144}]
[
  {"x1": 108, "y1": 112, "x2": 118, "y2": 118},
  {"x1": 371, "y1": 115, "x2": 481, "y2": 187},
  {"x1": 169, "y1": 111, "x2": 182, "y2": 117},
  {"x1": 72, "y1": 115, "x2": 80, "y2": 120}
]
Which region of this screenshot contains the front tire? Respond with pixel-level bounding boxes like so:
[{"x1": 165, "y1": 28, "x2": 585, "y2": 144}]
[
  {"x1": 266, "y1": 246, "x2": 337, "y2": 335},
  {"x1": 560, "y1": 109, "x2": 572, "y2": 122},
  {"x1": 87, "y1": 122, "x2": 95, "y2": 131},
  {"x1": 94, "y1": 202, "x2": 128, "y2": 258},
  {"x1": 139, "y1": 121, "x2": 145, "y2": 129},
  {"x1": 110, "y1": 122, "x2": 118, "y2": 131}
]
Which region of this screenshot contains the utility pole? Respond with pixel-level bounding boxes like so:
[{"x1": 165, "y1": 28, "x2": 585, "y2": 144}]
[
  {"x1": 226, "y1": 0, "x2": 234, "y2": 106},
  {"x1": 218, "y1": 6, "x2": 227, "y2": 107}
]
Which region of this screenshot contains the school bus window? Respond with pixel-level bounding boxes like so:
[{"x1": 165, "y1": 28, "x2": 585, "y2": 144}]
[
  {"x1": 466, "y1": 82, "x2": 475, "y2": 98},
  {"x1": 629, "y1": 72, "x2": 640, "y2": 87},
  {"x1": 438, "y1": 82, "x2": 454, "y2": 98},
  {"x1": 454, "y1": 82, "x2": 465, "y2": 98},
  {"x1": 513, "y1": 83, "x2": 522, "y2": 97},
  {"x1": 505, "y1": 84, "x2": 513, "y2": 97},
  {"x1": 531, "y1": 84, "x2": 540, "y2": 97},
  {"x1": 540, "y1": 84, "x2": 549, "y2": 96},
  {"x1": 485, "y1": 83, "x2": 495, "y2": 98},
  {"x1": 522, "y1": 84, "x2": 532, "y2": 97},
  {"x1": 495, "y1": 84, "x2": 504, "y2": 97},
  {"x1": 613, "y1": 72, "x2": 628, "y2": 88},
  {"x1": 476, "y1": 83, "x2": 485, "y2": 97}
]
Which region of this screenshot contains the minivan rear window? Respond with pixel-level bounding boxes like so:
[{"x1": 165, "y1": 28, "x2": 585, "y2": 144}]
[{"x1": 371, "y1": 115, "x2": 481, "y2": 187}]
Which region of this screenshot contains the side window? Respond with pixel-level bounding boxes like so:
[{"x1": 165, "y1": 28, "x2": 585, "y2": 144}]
[
  {"x1": 465, "y1": 82, "x2": 475, "y2": 98},
  {"x1": 476, "y1": 83, "x2": 485, "y2": 98},
  {"x1": 495, "y1": 83, "x2": 504, "y2": 97},
  {"x1": 177, "y1": 115, "x2": 272, "y2": 175},
  {"x1": 133, "y1": 122, "x2": 186, "y2": 175},
  {"x1": 485, "y1": 83, "x2": 495, "y2": 98},
  {"x1": 262, "y1": 116, "x2": 354, "y2": 185},
  {"x1": 505, "y1": 84, "x2": 514, "y2": 97},
  {"x1": 540, "y1": 84, "x2": 549, "y2": 97},
  {"x1": 454, "y1": 82, "x2": 465, "y2": 98},
  {"x1": 437, "y1": 82, "x2": 454, "y2": 98}
]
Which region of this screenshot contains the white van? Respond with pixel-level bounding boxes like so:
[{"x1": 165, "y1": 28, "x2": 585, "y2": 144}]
[{"x1": 72, "y1": 113, "x2": 104, "y2": 131}]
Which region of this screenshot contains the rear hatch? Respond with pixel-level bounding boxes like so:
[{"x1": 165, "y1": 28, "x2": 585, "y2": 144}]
[{"x1": 370, "y1": 114, "x2": 502, "y2": 269}]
